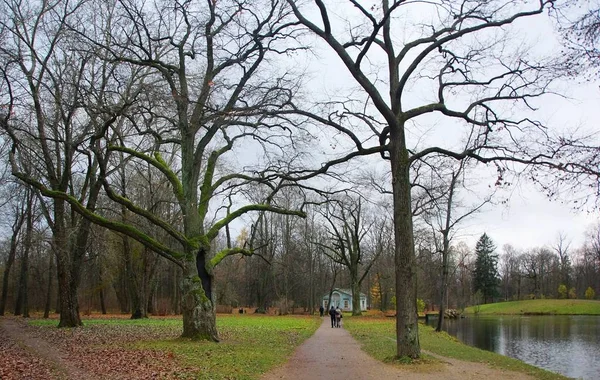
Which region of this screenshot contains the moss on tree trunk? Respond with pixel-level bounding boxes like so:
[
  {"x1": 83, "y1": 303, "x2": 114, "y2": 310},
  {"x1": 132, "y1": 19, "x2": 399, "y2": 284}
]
[{"x1": 180, "y1": 248, "x2": 219, "y2": 341}]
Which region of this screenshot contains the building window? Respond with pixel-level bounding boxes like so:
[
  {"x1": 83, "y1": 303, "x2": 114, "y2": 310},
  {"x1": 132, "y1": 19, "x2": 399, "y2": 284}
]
[{"x1": 344, "y1": 300, "x2": 349, "y2": 309}]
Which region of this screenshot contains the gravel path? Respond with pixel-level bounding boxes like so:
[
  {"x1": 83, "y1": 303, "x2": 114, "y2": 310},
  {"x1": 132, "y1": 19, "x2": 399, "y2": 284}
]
[{"x1": 261, "y1": 318, "x2": 536, "y2": 380}]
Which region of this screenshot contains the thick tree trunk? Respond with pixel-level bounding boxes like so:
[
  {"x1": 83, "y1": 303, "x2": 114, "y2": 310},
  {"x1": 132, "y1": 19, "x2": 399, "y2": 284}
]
[
  {"x1": 180, "y1": 248, "x2": 218, "y2": 341},
  {"x1": 390, "y1": 125, "x2": 420, "y2": 359},
  {"x1": 56, "y1": 250, "x2": 82, "y2": 327},
  {"x1": 54, "y1": 207, "x2": 82, "y2": 327},
  {"x1": 350, "y1": 265, "x2": 361, "y2": 315},
  {"x1": 351, "y1": 278, "x2": 362, "y2": 316},
  {"x1": 123, "y1": 236, "x2": 146, "y2": 319}
]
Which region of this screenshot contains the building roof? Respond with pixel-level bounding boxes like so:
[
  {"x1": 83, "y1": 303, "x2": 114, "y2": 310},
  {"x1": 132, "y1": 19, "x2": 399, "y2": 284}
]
[{"x1": 323, "y1": 288, "x2": 367, "y2": 298}]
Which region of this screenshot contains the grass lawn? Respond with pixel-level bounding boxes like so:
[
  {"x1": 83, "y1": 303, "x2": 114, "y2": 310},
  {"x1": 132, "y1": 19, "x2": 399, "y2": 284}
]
[
  {"x1": 30, "y1": 314, "x2": 321, "y2": 380},
  {"x1": 343, "y1": 316, "x2": 569, "y2": 380},
  {"x1": 463, "y1": 299, "x2": 600, "y2": 315}
]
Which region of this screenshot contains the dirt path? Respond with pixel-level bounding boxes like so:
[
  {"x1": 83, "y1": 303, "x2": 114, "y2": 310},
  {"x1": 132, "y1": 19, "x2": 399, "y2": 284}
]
[
  {"x1": 0, "y1": 317, "x2": 94, "y2": 380},
  {"x1": 261, "y1": 318, "x2": 535, "y2": 380}
]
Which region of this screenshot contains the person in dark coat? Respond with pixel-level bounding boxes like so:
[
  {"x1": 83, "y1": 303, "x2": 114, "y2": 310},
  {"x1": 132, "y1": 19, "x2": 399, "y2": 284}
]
[
  {"x1": 319, "y1": 305, "x2": 324, "y2": 317},
  {"x1": 329, "y1": 305, "x2": 336, "y2": 328}
]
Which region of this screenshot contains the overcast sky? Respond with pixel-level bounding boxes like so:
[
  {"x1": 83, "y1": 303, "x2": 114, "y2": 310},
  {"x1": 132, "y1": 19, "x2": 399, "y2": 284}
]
[{"x1": 294, "y1": 1, "x2": 600, "y2": 254}]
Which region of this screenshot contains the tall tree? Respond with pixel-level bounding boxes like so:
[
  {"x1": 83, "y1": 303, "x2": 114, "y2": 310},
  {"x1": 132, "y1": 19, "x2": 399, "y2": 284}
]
[
  {"x1": 422, "y1": 157, "x2": 492, "y2": 331},
  {"x1": 473, "y1": 233, "x2": 499, "y2": 304},
  {"x1": 317, "y1": 197, "x2": 381, "y2": 316},
  {"x1": 5, "y1": 0, "x2": 307, "y2": 340},
  {"x1": 284, "y1": 0, "x2": 578, "y2": 358},
  {"x1": 0, "y1": 184, "x2": 27, "y2": 315},
  {"x1": 553, "y1": 233, "x2": 573, "y2": 291},
  {"x1": 0, "y1": 0, "x2": 136, "y2": 327},
  {"x1": 13, "y1": 188, "x2": 35, "y2": 317}
]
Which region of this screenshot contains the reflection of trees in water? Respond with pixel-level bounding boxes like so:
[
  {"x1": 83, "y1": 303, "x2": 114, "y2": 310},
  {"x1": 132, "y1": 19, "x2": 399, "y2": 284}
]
[{"x1": 435, "y1": 316, "x2": 600, "y2": 379}]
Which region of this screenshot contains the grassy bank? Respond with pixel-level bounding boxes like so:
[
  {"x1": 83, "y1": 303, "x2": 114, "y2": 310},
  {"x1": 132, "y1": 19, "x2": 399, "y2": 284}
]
[
  {"x1": 30, "y1": 314, "x2": 321, "y2": 379},
  {"x1": 344, "y1": 317, "x2": 568, "y2": 380},
  {"x1": 463, "y1": 299, "x2": 600, "y2": 315}
]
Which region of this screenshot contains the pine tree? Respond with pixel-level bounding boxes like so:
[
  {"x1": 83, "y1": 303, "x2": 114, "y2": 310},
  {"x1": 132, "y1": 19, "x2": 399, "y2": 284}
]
[{"x1": 473, "y1": 233, "x2": 499, "y2": 304}]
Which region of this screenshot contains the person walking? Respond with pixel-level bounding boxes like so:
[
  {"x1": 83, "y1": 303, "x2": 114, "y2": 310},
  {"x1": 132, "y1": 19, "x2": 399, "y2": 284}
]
[
  {"x1": 328, "y1": 305, "x2": 336, "y2": 328},
  {"x1": 319, "y1": 305, "x2": 324, "y2": 317},
  {"x1": 335, "y1": 306, "x2": 342, "y2": 328}
]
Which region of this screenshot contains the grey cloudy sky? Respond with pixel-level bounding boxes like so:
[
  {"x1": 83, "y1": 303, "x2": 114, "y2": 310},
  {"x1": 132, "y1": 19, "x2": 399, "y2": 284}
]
[{"x1": 294, "y1": 0, "x2": 600, "y2": 253}]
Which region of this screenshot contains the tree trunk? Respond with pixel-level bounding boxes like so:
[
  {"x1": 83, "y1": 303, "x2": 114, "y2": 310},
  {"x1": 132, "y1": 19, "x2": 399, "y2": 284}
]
[
  {"x1": 0, "y1": 228, "x2": 19, "y2": 316},
  {"x1": 436, "y1": 253, "x2": 449, "y2": 332},
  {"x1": 390, "y1": 125, "x2": 420, "y2": 359},
  {"x1": 351, "y1": 277, "x2": 362, "y2": 316},
  {"x1": 172, "y1": 264, "x2": 181, "y2": 314},
  {"x1": 43, "y1": 253, "x2": 54, "y2": 318},
  {"x1": 113, "y1": 270, "x2": 130, "y2": 313},
  {"x1": 180, "y1": 248, "x2": 218, "y2": 341},
  {"x1": 13, "y1": 252, "x2": 26, "y2": 316},
  {"x1": 56, "y1": 248, "x2": 82, "y2": 327},
  {"x1": 54, "y1": 201, "x2": 82, "y2": 328},
  {"x1": 123, "y1": 235, "x2": 146, "y2": 319},
  {"x1": 147, "y1": 280, "x2": 157, "y2": 315},
  {"x1": 98, "y1": 261, "x2": 107, "y2": 315},
  {"x1": 15, "y1": 196, "x2": 34, "y2": 318}
]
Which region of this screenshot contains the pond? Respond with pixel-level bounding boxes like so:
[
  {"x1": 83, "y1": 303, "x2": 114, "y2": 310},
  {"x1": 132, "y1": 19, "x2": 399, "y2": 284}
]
[{"x1": 426, "y1": 315, "x2": 600, "y2": 379}]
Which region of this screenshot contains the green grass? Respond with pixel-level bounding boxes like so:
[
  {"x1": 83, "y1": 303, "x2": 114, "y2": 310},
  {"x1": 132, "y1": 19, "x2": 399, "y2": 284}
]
[
  {"x1": 30, "y1": 314, "x2": 321, "y2": 380},
  {"x1": 344, "y1": 317, "x2": 569, "y2": 380},
  {"x1": 142, "y1": 315, "x2": 320, "y2": 379},
  {"x1": 464, "y1": 299, "x2": 600, "y2": 315}
]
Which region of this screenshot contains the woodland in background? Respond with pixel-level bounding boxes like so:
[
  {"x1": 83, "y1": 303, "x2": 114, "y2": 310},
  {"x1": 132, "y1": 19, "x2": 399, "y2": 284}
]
[{"x1": 1, "y1": 186, "x2": 599, "y2": 317}]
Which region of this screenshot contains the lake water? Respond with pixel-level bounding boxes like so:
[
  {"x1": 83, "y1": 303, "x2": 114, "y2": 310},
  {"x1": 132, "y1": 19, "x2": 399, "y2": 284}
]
[{"x1": 426, "y1": 315, "x2": 600, "y2": 379}]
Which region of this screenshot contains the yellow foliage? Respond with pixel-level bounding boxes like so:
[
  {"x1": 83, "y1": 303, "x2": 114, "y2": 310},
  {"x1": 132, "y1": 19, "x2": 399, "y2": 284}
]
[{"x1": 236, "y1": 228, "x2": 249, "y2": 247}]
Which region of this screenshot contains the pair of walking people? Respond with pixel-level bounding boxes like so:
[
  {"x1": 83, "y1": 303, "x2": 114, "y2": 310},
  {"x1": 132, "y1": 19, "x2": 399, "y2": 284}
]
[{"x1": 328, "y1": 305, "x2": 342, "y2": 328}]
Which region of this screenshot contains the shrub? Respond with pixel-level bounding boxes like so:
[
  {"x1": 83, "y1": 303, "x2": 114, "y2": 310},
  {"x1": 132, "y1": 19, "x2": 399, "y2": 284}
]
[
  {"x1": 558, "y1": 284, "x2": 567, "y2": 299},
  {"x1": 585, "y1": 287, "x2": 596, "y2": 300},
  {"x1": 416, "y1": 298, "x2": 426, "y2": 313},
  {"x1": 568, "y1": 287, "x2": 577, "y2": 299}
]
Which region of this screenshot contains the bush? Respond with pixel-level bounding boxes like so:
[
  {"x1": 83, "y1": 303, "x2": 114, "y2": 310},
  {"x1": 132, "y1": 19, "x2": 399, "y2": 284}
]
[
  {"x1": 585, "y1": 287, "x2": 596, "y2": 300},
  {"x1": 416, "y1": 298, "x2": 426, "y2": 313},
  {"x1": 558, "y1": 284, "x2": 567, "y2": 299},
  {"x1": 568, "y1": 287, "x2": 577, "y2": 299}
]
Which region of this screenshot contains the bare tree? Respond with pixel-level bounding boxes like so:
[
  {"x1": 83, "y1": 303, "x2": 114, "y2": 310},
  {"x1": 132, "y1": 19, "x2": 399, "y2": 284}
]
[
  {"x1": 316, "y1": 197, "x2": 381, "y2": 315},
  {"x1": 284, "y1": 0, "x2": 575, "y2": 358},
  {"x1": 0, "y1": 0, "x2": 139, "y2": 327},
  {"x1": 0, "y1": 184, "x2": 27, "y2": 315},
  {"x1": 4, "y1": 0, "x2": 308, "y2": 340},
  {"x1": 422, "y1": 157, "x2": 492, "y2": 331},
  {"x1": 553, "y1": 232, "x2": 573, "y2": 291}
]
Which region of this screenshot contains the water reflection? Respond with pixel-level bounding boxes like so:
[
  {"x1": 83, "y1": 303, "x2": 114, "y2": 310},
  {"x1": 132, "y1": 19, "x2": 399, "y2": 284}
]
[{"x1": 427, "y1": 315, "x2": 600, "y2": 379}]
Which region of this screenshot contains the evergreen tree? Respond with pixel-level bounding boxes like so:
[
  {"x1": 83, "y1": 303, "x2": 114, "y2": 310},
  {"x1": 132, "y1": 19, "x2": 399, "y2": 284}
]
[{"x1": 473, "y1": 233, "x2": 499, "y2": 304}]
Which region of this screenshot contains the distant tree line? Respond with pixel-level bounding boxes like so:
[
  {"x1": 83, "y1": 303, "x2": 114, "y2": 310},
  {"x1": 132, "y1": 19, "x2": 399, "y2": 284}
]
[{"x1": 1, "y1": 181, "x2": 599, "y2": 318}]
